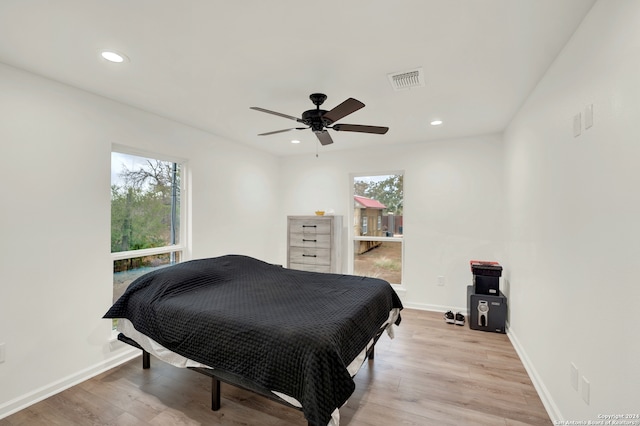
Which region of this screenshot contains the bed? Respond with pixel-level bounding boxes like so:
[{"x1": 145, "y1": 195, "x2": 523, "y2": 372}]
[{"x1": 103, "y1": 254, "x2": 402, "y2": 426}]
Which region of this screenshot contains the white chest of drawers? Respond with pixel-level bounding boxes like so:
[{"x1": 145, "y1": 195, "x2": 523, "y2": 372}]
[{"x1": 287, "y1": 215, "x2": 342, "y2": 273}]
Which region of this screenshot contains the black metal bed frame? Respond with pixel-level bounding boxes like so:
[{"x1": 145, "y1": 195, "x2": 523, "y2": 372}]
[{"x1": 117, "y1": 328, "x2": 383, "y2": 426}]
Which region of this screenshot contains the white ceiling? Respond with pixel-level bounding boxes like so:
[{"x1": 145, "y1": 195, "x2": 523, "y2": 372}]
[{"x1": 0, "y1": 0, "x2": 596, "y2": 157}]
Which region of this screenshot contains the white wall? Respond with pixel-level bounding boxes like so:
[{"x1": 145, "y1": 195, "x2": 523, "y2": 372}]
[
  {"x1": 1, "y1": 58, "x2": 507, "y2": 419},
  {"x1": 503, "y1": 0, "x2": 640, "y2": 420},
  {"x1": 5, "y1": 1, "x2": 637, "y2": 421},
  {"x1": 279, "y1": 134, "x2": 505, "y2": 311},
  {"x1": 0, "y1": 63, "x2": 281, "y2": 416}
]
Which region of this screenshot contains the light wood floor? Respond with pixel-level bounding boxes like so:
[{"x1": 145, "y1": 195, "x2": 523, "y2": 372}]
[{"x1": 1, "y1": 309, "x2": 551, "y2": 426}]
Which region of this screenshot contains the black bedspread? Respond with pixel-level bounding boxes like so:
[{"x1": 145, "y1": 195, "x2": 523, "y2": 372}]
[{"x1": 104, "y1": 254, "x2": 402, "y2": 425}]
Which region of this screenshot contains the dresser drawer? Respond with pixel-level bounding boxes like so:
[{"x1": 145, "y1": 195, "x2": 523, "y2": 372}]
[
  {"x1": 288, "y1": 219, "x2": 331, "y2": 235},
  {"x1": 288, "y1": 246, "x2": 330, "y2": 266},
  {"x1": 289, "y1": 232, "x2": 331, "y2": 249},
  {"x1": 288, "y1": 263, "x2": 331, "y2": 273}
]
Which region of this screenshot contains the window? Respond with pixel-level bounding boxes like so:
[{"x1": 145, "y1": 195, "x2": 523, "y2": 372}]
[
  {"x1": 351, "y1": 173, "x2": 403, "y2": 285},
  {"x1": 111, "y1": 148, "x2": 186, "y2": 315}
]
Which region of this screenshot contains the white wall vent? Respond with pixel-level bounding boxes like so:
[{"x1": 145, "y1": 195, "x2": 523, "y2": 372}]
[{"x1": 387, "y1": 67, "x2": 425, "y2": 91}]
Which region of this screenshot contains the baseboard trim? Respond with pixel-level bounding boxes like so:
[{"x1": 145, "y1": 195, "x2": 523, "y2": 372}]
[
  {"x1": 402, "y1": 302, "x2": 468, "y2": 316},
  {"x1": 506, "y1": 326, "x2": 560, "y2": 422},
  {"x1": 0, "y1": 347, "x2": 139, "y2": 419}
]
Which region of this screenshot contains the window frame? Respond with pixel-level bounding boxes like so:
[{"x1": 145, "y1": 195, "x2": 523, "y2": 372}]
[
  {"x1": 348, "y1": 171, "x2": 404, "y2": 286},
  {"x1": 110, "y1": 144, "x2": 189, "y2": 305}
]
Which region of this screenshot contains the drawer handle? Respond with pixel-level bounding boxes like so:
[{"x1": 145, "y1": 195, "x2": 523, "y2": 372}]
[
  {"x1": 302, "y1": 254, "x2": 317, "y2": 258},
  {"x1": 302, "y1": 225, "x2": 317, "y2": 228},
  {"x1": 302, "y1": 239, "x2": 317, "y2": 242}
]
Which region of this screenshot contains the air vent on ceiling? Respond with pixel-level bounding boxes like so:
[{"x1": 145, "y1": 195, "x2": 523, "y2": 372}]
[{"x1": 387, "y1": 67, "x2": 425, "y2": 91}]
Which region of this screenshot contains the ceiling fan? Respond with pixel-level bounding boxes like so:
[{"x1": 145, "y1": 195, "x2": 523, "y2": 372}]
[{"x1": 250, "y1": 93, "x2": 389, "y2": 146}]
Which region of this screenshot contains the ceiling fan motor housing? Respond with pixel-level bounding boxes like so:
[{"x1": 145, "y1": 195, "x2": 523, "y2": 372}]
[{"x1": 302, "y1": 108, "x2": 332, "y2": 131}]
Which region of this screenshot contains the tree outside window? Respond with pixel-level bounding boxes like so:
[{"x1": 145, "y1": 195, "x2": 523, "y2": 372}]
[{"x1": 111, "y1": 150, "x2": 185, "y2": 314}]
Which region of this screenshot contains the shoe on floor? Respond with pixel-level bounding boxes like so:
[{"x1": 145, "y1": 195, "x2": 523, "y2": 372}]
[
  {"x1": 454, "y1": 312, "x2": 465, "y2": 326},
  {"x1": 444, "y1": 310, "x2": 455, "y2": 324}
]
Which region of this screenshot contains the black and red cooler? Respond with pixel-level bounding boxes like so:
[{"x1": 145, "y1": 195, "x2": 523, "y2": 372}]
[{"x1": 470, "y1": 260, "x2": 502, "y2": 295}]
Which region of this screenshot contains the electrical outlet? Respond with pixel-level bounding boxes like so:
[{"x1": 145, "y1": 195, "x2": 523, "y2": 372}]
[
  {"x1": 570, "y1": 362, "x2": 579, "y2": 390},
  {"x1": 0, "y1": 342, "x2": 5, "y2": 363},
  {"x1": 437, "y1": 276, "x2": 445, "y2": 286},
  {"x1": 581, "y1": 376, "x2": 590, "y2": 404}
]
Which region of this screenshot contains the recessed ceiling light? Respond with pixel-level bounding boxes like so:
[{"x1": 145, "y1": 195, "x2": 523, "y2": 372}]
[
  {"x1": 291, "y1": 139, "x2": 301, "y2": 144},
  {"x1": 430, "y1": 120, "x2": 443, "y2": 126},
  {"x1": 100, "y1": 50, "x2": 128, "y2": 63}
]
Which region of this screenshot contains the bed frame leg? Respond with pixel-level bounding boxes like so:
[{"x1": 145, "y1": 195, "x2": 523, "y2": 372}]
[
  {"x1": 211, "y1": 377, "x2": 221, "y2": 411},
  {"x1": 367, "y1": 344, "x2": 375, "y2": 360},
  {"x1": 142, "y1": 350, "x2": 150, "y2": 369}
]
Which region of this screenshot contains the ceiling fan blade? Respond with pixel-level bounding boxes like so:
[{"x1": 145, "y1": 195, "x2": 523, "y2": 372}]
[
  {"x1": 250, "y1": 107, "x2": 304, "y2": 123},
  {"x1": 333, "y1": 124, "x2": 389, "y2": 134},
  {"x1": 258, "y1": 128, "x2": 301, "y2": 136},
  {"x1": 315, "y1": 130, "x2": 334, "y2": 146},
  {"x1": 322, "y1": 98, "x2": 365, "y2": 123}
]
